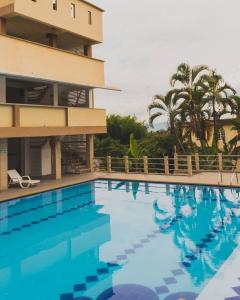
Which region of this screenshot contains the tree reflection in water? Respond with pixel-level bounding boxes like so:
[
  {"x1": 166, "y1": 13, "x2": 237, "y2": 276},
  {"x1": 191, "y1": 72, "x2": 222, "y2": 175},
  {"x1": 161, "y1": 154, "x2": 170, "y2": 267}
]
[{"x1": 153, "y1": 185, "x2": 240, "y2": 286}]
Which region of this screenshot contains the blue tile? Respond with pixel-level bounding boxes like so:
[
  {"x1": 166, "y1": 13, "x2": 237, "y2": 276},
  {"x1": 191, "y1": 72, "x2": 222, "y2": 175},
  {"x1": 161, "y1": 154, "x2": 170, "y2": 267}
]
[
  {"x1": 196, "y1": 243, "x2": 206, "y2": 248},
  {"x1": 86, "y1": 275, "x2": 98, "y2": 283},
  {"x1": 141, "y1": 239, "x2": 150, "y2": 243},
  {"x1": 60, "y1": 293, "x2": 74, "y2": 300},
  {"x1": 107, "y1": 262, "x2": 118, "y2": 268},
  {"x1": 181, "y1": 262, "x2": 191, "y2": 268},
  {"x1": 74, "y1": 284, "x2": 87, "y2": 292},
  {"x1": 97, "y1": 268, "x2": 109, "y2": 275},
  {"x1": 155, "y1": 285, "x2": 169, "y2": 294},
  {"x1": 164, "y1": 277, "x2": 177, "y2": 285},
  {"x1": 172, "y1": 269, "x2": 184, "y2": 276},
  {"x1": 116, "y1": 255, "x2": 127, "y2": 261},
  {"x1": 186, "y1": 255, "x2": 197, "y2": 261},
  {"x1": 125, "y1": 249, "x2": 135, "y2": 254},
  {"x1": 233, "y1": 286, "x2": 240, "y2": 295},
  {"x1": 133, "y1": 244, "x2": 143, "y2": 248}
]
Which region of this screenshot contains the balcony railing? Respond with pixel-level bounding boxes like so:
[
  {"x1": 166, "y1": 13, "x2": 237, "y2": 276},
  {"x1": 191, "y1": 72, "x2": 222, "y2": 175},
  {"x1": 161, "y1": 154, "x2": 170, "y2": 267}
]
[
  {"x1": 0, "y1": 103, "x2": 106, "y2": 137},
  {"x1": 0, "y1": 34, "x2": 105, "y2": 87}
]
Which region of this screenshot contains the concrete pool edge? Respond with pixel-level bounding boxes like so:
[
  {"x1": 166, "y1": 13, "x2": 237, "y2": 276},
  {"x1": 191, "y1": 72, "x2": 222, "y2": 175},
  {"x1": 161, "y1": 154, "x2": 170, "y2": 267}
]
[{"x1": 1, "y1": 171, "x2": 240, "y2": 203}]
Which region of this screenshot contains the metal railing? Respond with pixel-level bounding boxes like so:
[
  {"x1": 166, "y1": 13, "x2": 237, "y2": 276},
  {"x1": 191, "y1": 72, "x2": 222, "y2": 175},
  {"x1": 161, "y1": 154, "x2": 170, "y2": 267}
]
[{"x1": 94, "y1": 153, "x2": 240, "y2": 178}]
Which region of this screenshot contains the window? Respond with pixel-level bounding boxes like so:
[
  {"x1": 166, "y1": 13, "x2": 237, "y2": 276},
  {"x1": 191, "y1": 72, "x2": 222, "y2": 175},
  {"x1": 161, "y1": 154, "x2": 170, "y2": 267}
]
[
  {"x1": 53, "y1": 0, "x2": 57, "y2": 10},
  {"x1": 70, "y1": 3, "x2": 75, "y2": 18},
  {"x1": 88, "y1": 11, "x2": 92, "y2": 25}
]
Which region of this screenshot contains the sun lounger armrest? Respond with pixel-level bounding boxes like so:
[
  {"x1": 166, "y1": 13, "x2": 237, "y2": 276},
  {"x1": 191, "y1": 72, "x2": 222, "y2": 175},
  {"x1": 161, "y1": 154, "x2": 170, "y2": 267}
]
[{"x1": 22, "y1": 176, "x2": 31, "y2": 181}]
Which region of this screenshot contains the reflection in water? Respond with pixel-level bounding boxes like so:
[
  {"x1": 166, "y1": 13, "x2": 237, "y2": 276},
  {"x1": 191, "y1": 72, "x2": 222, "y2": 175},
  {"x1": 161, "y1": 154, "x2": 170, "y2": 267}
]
[
  {"x1": 0, "y1": 183, "x2": 112, "y2": 300},
  {"x1": 153, "y1": 185, "x2": 240, "y2": 286}
]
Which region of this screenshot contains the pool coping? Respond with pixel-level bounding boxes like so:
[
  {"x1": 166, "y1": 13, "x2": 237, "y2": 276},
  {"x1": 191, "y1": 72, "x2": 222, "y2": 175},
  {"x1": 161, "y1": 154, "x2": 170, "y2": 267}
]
[{"x1": 1, "y1": 171, "x2": 240, "y2": 204}]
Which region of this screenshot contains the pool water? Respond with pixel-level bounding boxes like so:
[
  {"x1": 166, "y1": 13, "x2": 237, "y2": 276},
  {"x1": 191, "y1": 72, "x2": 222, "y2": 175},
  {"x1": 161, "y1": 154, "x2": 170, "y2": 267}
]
[{"x1": 0, "y1": 180, "x2": 240, "y2": 300}]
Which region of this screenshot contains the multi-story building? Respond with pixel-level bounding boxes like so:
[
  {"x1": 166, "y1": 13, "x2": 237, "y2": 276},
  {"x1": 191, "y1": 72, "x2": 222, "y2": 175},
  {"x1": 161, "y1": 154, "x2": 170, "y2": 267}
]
[{"x1": 0, "y1": 0, "x2": 109, "y2": 190}]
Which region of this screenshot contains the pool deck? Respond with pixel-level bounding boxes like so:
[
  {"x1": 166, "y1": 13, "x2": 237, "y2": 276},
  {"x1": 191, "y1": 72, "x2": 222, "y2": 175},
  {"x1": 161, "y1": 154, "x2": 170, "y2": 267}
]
[{"x1": 0, "y1": 171, "x2": 239, "y2": 202}]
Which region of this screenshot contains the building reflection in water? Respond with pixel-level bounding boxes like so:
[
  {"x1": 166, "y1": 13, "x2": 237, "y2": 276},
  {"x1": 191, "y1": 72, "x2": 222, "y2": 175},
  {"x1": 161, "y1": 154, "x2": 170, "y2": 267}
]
[{"x1": 0, "y1": 182, "x2": 113, "y2": 300}]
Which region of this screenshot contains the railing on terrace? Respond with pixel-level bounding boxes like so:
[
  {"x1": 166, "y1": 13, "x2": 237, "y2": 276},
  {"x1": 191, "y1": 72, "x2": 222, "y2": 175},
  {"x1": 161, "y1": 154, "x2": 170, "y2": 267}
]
[{"x1": 94, "y1": 153, "x2": 240, "y2": 177}]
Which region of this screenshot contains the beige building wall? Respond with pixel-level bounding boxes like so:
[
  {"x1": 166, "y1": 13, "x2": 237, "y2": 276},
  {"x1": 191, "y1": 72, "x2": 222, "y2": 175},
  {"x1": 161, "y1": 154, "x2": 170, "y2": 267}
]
[{"x1": 190, "y1": 124, "x2": 239, "y2": 150}]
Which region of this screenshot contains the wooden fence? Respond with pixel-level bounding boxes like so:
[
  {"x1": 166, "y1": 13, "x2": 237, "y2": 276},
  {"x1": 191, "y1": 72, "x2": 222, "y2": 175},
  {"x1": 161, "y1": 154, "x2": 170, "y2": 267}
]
[{"x1": 94, "y1": 154, "x2": 240, "y2": 176}]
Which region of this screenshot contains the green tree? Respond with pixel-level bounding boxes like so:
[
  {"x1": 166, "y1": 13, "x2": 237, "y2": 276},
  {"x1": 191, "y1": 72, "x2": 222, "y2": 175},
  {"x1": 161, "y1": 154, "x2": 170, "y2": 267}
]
[
  {"x1": 170, "y1": 63, "x2": 210, "y2": 150},
  {"x1": 106, "y1": 115, "x2": 148, "y2": 145},
  {"x1": 148, "y1": 91, "x2": 186, "y2": 152}
]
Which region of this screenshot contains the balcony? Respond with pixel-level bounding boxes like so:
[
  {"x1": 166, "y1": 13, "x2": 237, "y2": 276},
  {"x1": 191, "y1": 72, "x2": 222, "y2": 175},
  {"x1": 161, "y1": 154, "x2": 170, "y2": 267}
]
[
  {"x1": 0, "y1": 34, "x2": 105, "y2": 88},
  {"x1": 0, "y1": 103, "x2": 107, "y2": 138},
  {"x1": 0, "y1": 0, "x2": 103, "y2": 43}
]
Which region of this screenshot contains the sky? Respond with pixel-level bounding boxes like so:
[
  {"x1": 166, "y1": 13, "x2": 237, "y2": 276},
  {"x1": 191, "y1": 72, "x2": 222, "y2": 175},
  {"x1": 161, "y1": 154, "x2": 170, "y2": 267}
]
[{"x1": 91, "y1": 0, "x2": 240, "y2": 123}]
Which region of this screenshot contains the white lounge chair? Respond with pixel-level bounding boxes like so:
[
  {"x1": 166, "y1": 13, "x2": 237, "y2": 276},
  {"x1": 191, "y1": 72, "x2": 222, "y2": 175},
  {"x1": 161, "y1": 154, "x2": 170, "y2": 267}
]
[{"x1": 8, "y1": 170, "x2": 40, "y2": 189}]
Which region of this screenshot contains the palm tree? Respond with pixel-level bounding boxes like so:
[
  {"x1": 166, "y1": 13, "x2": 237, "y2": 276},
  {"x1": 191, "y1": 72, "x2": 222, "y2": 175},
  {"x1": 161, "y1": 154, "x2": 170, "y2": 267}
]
[
  {"x1": 170, "y1": 63, "x2": 210, "y2": 150},
  {"x1": 148, "y1": 90, "x2": 185, "y2": 152},
  {"x1": 201, "y1": 70, "x2": 237, "y2": 149}
]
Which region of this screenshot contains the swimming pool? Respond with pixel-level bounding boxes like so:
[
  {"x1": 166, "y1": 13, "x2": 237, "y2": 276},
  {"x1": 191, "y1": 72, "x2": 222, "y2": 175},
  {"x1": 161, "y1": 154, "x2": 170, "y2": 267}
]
[{"x1": 0, "y1": 179, "x2": 240, "y2": 300}]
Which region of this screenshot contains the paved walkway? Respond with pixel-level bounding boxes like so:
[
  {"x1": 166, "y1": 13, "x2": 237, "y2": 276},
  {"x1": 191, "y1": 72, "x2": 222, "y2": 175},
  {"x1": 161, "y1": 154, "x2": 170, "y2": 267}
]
[{"x1": 0, "y1": 171, "x2": 239, "y2": 202}]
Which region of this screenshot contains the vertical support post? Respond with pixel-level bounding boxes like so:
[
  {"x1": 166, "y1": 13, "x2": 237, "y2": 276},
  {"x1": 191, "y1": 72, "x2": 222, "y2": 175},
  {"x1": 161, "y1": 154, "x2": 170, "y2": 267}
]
[
  {"x1": 53, "y1": 139, "x2": 61, "y2": 180},
  {"x1": 144, "y1": 156, "x2": 148, "y2": 174},
  {"x1": 0, "y1": 75, "x2": 6, "y2": 103},
  {"x1": 53, "y1": 83, "x2": 59, "y2": 106},
  {"x1": 86, "y1": 135, "x2": 94, "y2": 172},
  {"x1": 124, "y1": 156, "x2": 129, "y2": 173},
  {"x1": 187, "y1": 155, "x2": 193, "y2": 176},
  {"x1": 174, "y1": 153, "x2": 179, "y2": 173},
  {"x1": 218, "y1": 153, "x2": 223, "y2": 172},
  {"x1": 164, "y1": 156, "x2": 170, "y2": 175},
  {"x1": 21, "y1": 138, "x2": 30, "y2": 175},
  {"x1": 47, "y1": 33, "x2": 58, "y2": 47},
  {"x1": 0, "y1": 18, "x2": 6, "y2": 34},
  {"x1": 0, "y1": 139, "x2": 8, "y2": 190},
  {"x1": 88, "y1": 89, "x2": 94, "y2": 109},
  {"x1": 84, "y1": 45, "x2": 92, "y2": 57},
  {"x1": 107, "y1": 156, "x2": 111, "y2": 173},
  {"x1": 195, "y1": 152, "x2": 200, "y2": 172}
]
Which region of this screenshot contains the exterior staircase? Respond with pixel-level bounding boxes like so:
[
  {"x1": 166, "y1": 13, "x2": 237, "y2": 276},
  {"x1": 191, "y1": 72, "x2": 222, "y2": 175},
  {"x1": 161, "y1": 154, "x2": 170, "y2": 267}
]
[{"x1": 61, "y1": 135, "x2": 89, "y2": 174}]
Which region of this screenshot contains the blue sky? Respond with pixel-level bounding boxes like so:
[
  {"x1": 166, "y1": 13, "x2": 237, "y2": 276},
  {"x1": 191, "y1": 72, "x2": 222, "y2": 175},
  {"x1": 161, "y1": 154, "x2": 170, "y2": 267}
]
[{"x1": 92, "y1": 0, "x2": 240, "y2": 122}]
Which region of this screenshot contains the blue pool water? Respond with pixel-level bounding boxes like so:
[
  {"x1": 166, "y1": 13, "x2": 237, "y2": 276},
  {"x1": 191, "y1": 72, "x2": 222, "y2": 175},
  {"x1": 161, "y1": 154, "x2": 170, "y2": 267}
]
[{"x1": 0, "y1": 180, "x2": 240, "y2": 300}]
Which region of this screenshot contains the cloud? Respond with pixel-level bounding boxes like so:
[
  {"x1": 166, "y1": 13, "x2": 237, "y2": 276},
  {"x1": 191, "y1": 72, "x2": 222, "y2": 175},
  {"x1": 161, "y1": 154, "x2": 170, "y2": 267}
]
[{"x1": 91, "y1": 0, "x2": 240, "y2": 121}]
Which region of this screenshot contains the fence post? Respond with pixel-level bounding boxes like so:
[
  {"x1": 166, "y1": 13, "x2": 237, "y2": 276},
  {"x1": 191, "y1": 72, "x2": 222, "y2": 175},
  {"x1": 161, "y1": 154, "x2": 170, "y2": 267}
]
[
  {"x1": 218, "y1": 153, "x2": 223, "y2": 172},
  {"x1": 164, "y1": 156, "x2": 170, "y2": 175},
  {"x1": 124, "y1": 156, "x2": 129, "y2": 173},
  {"x1": 107, "y1": 156, "x2": 112, "y2": 173},
  {"x1": 195, "y1": 152, "x2": 200, "y2": 172},
  {"x1": 187, "y1": 155, "x2": 193, "y2": 176},
  {"x1": 144, "y1": 156, "x2": 148, "y2": 174},
  {"x1": 174, "y1": 153, "x2": 179, "y2": 174}
]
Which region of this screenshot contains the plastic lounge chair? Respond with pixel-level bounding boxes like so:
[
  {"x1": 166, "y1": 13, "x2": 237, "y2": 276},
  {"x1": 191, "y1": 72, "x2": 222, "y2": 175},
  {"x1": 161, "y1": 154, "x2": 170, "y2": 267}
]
[{"x1": 8, "y1": 170, "x2": 40, "y2": 189}]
